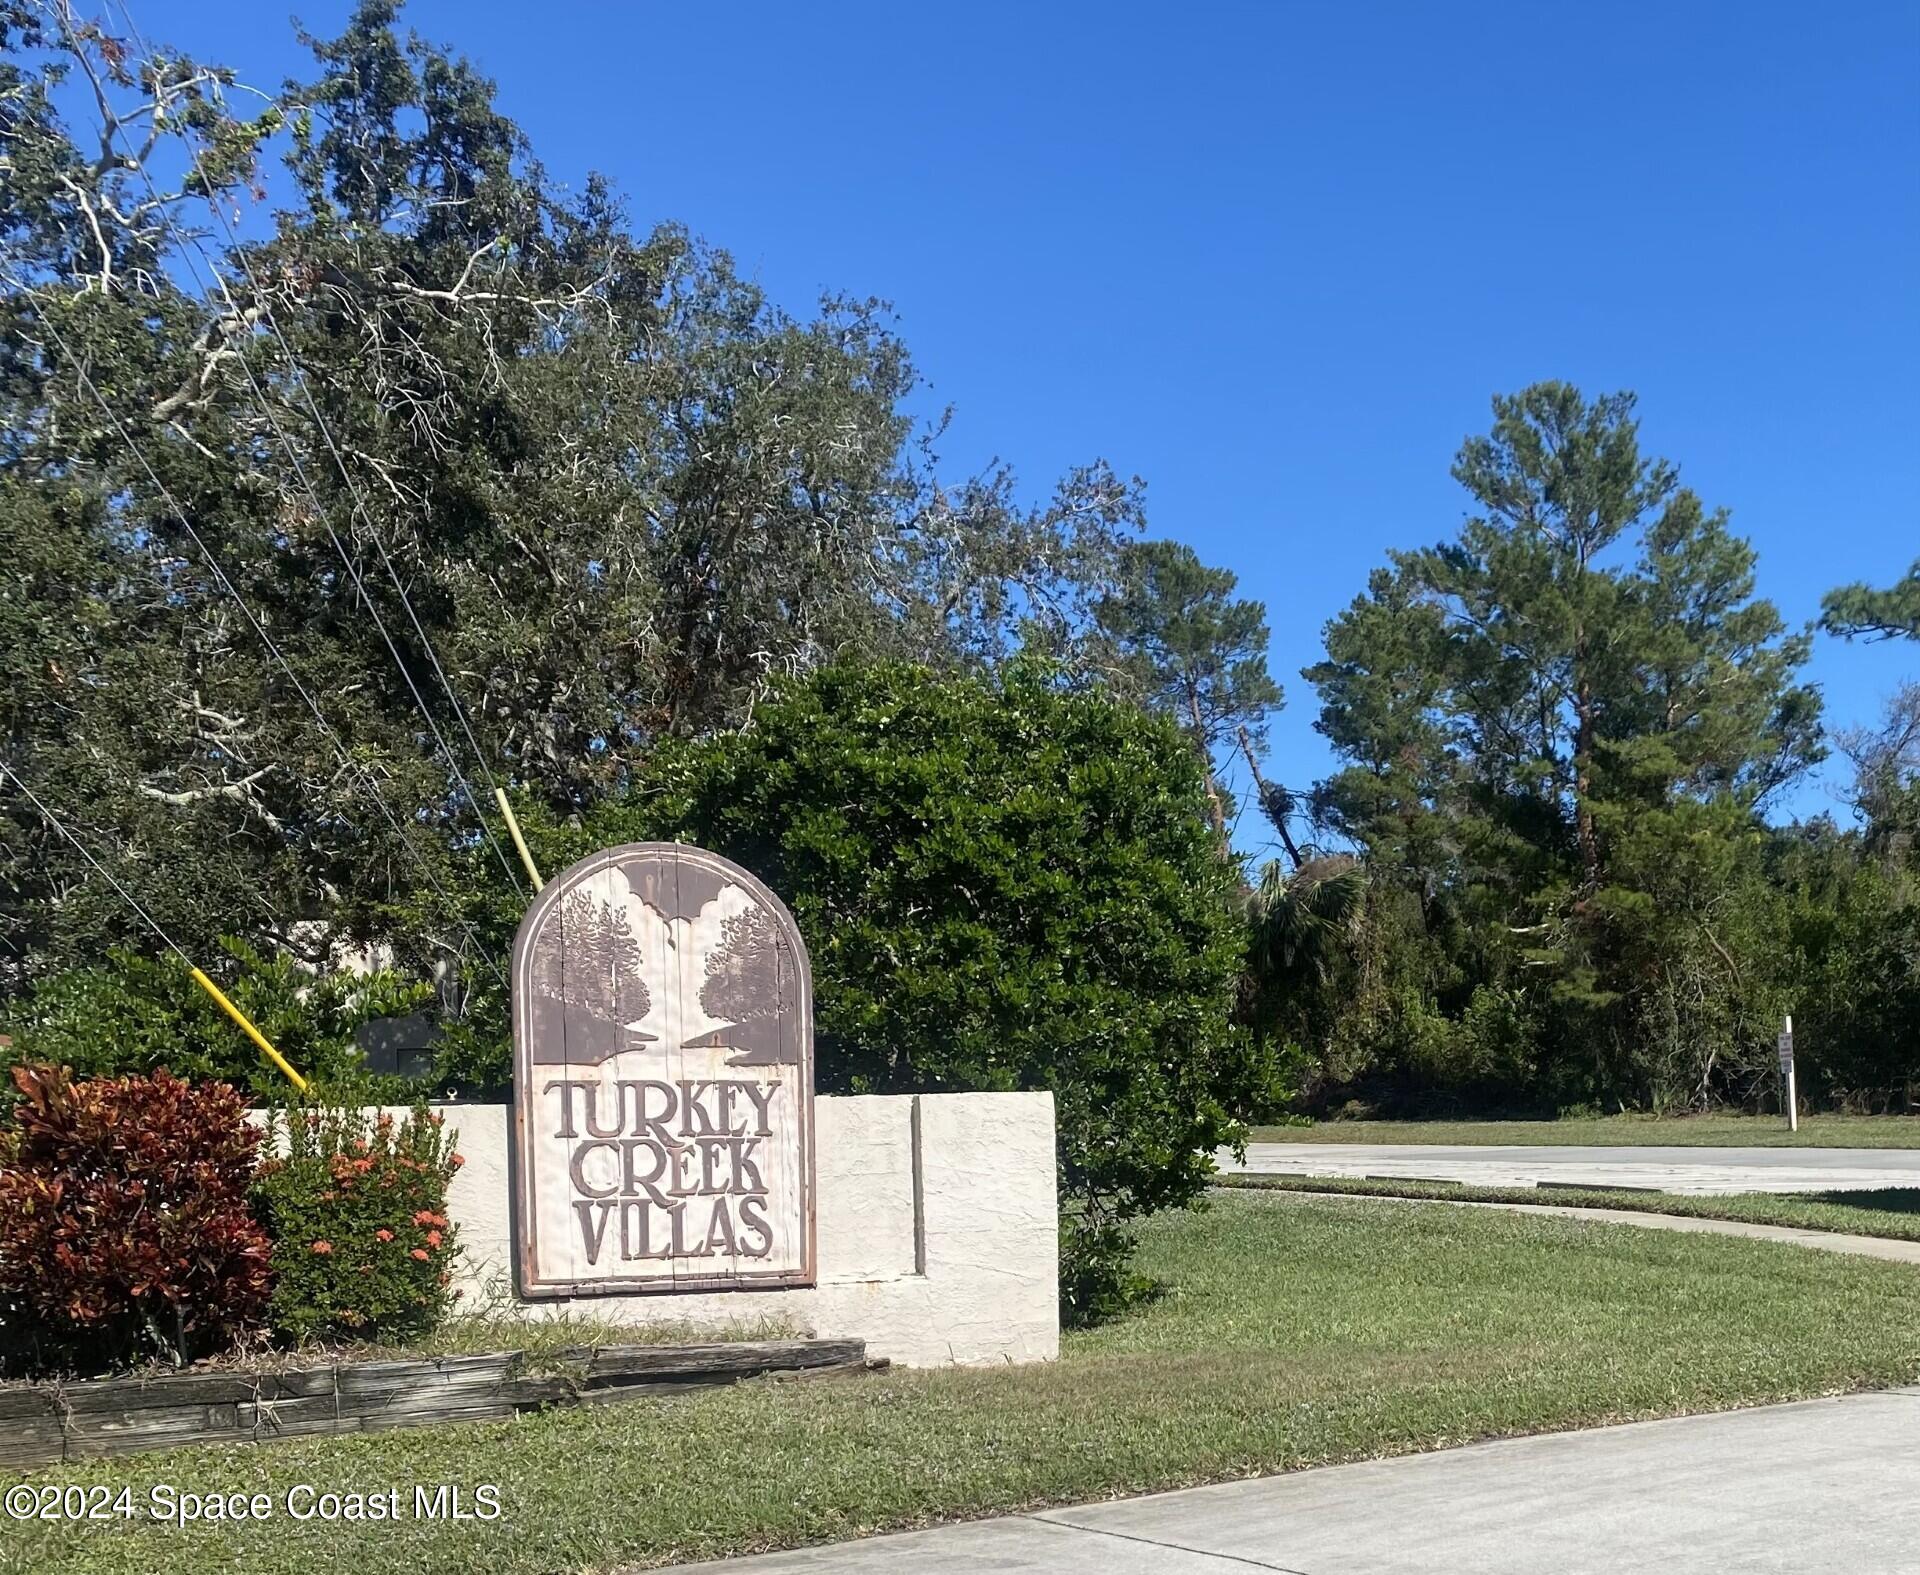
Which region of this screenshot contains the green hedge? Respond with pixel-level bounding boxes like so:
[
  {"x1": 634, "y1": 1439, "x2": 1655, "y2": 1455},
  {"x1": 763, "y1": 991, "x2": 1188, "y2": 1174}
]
[
  {"x1": 1, "y1": 939, "x2": 435, "y2": 1099},
  {"x1": 494, "y1": 661, "x2": 1275, "y2": 1321}
]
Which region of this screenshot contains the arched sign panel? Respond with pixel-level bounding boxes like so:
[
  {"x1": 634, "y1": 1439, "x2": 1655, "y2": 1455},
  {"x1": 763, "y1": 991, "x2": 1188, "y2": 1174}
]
[{"x1": 511, "y1": 843, "x2": 816, "y2": 1296}]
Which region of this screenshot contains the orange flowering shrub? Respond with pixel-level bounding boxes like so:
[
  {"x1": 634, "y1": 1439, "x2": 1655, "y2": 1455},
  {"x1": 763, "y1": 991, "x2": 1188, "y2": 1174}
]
[
  {"x1": 254, "y1": 1104, "x2": 462, "y2": 1344},
  {"x1": 0, "y1": 1064, "x2": 272, "y2": 1374}
]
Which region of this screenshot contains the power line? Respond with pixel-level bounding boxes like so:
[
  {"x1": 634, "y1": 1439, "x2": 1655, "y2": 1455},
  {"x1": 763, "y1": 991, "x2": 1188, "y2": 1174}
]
[
  {"x1": 0, "y1": 761, "x2": 197, "y2": 970},
  {"x1": 4, "y1": 758, "x2": 312, "y2": 1092},
  {"x1": 69, "y1": 1, "x2": 528, "y2": 900},
  {"x1": 25, "y1": 296, "x2": 511, "y2": 983},
  {"x1": 17, "y1": 288, "x2": 509, "y2": 987}
]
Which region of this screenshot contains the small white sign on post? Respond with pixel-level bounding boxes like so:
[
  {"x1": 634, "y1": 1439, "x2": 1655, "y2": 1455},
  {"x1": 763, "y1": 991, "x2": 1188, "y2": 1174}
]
[{"x1": 1777, "y1": 1015, "x2": 1797, "y2": 1133}]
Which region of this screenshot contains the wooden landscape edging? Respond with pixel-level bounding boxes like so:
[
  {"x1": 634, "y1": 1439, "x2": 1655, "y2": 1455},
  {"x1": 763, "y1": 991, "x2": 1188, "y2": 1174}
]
[{"x1": 0, "y1": 1337, "x2": 873, "y2": 1467}]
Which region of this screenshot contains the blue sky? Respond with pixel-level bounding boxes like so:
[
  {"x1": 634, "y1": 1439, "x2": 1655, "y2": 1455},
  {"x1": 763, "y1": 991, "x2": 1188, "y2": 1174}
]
[{"x1": 148, "y1": 0, "x2": 1918, "y2": 852}]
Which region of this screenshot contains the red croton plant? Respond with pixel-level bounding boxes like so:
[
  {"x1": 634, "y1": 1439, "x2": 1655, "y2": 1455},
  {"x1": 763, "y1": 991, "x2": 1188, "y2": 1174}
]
[{"x1": 0, "y1": 1064, "x2": 274, "y2": 1375}]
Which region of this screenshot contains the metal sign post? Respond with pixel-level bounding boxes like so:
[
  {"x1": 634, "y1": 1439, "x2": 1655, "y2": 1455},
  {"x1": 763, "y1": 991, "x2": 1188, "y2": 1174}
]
[{"x1": 1777, "y1": 1015, "x2": 1797, "y2": 1133}]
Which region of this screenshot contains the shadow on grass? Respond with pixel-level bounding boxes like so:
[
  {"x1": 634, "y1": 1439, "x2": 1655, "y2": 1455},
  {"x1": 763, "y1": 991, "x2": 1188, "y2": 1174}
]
[{"x1": 1804, "y1": 1188, "x2": 1920, "y2": 1216}]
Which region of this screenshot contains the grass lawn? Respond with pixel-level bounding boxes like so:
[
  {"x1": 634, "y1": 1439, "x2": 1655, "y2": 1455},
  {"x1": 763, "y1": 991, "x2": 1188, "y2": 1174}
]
[
  {"x1": 9, "y1": 1192, "x2": 1920, "y2": 1574},
  {"x1": 1221, "y1": 1173, "x2": 1920, "y2": 1243},
  {"x1": 1248, "y1": 1113, "x2": 1920, "y2": 1147}
]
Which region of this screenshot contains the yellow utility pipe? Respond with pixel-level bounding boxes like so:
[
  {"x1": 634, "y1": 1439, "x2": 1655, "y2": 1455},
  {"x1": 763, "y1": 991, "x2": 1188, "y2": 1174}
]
[
  {"x1": 495, "y1": 787, "x2": 545, "y2": 891},
  {"x1": 189, "y1": 966, "x2": 310, "y2": 1095}
]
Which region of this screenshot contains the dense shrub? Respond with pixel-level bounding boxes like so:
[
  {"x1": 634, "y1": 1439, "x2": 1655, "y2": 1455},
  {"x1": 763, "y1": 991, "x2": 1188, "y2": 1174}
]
[
  {"x1": 493, "y1": 661, "x2": 1262, "y2": 1324},
  {"x1": 1785, "y1": 856, "x2": 1920, "y2": 1110},
  {"x1": 0, "y1": 1064, "x2": 273, "y2": 1374},
  {"x1": 0, "y1": 938, "x2": 435, "y2": 1097},
  {"x1": 255, "y1": 1105, "x2": 464, "y2": 1345},
  {"x1": 1392, "y1": 984, "x2": 1542, "y2": 1111}
]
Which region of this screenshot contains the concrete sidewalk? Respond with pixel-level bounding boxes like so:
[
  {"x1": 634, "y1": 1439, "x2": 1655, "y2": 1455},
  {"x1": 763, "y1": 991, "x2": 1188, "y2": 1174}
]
[
  {"x1": 670, "y1": 1387, "x2": 1920, "y2": 1573},
  {"x1": 1225, "y1": 1141, "x2": 1920, "y2": 1195}
]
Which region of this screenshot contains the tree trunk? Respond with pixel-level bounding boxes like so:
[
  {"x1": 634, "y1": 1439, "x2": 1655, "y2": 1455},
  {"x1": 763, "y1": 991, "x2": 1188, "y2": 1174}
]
[
  {"x1": 1199, "y1": 766, "x2": 1227, "y2": 841},
  {"x1": 1573, "y1": 667, "x2": 1599, "y2": 891},
  {"x1": 1187, "y1": 686, "x2": 1227, "y2": 841},
  {"x1": 1237, "y1": 724, "x2": 1303, "y2": 869}
]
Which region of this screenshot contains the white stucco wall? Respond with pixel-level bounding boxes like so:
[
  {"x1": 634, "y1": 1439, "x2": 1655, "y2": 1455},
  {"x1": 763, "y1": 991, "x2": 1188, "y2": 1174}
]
[{"x1": 424, "y1": 1091, "x2": 1059, "y2": 1367}]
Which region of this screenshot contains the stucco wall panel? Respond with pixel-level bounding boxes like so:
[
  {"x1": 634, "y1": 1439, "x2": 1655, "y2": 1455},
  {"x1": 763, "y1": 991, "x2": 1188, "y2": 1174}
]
[{"x1": 378, "y1": 1091, "x2": 1057, "y2": 1367}]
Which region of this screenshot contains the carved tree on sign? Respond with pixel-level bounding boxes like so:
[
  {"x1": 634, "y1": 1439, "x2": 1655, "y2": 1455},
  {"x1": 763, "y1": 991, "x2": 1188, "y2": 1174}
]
[
  {"x1": 690, "y1": 907, "x2": 791, "y2": 1064},
  {"x1": 535, "y1": 890, "x2": 648, "y2": 1027}
]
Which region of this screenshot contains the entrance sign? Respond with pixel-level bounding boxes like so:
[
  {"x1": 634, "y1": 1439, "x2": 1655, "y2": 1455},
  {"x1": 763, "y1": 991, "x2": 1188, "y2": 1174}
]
[{"x1": 511, "y1": 844, "x2": 815, "y2": 1295}]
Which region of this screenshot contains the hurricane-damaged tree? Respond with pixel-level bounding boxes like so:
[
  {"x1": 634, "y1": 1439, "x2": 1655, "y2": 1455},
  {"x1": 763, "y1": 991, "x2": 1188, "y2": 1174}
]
[{"x1": 0, "y1": 0, "x2": 1144, "y2": 989}]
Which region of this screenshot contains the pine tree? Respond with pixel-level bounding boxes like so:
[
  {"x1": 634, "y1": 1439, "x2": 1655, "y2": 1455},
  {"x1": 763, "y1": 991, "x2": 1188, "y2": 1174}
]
[{"x1": 1306, "y1": 384, "x2": 1822, "y2": 1106}]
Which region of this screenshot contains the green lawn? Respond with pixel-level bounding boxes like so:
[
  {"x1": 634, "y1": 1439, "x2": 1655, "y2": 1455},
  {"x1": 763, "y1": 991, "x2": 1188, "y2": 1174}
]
[
  {"x1": 1249, "y1": 1113, "x2": 1920, "y2": 1147},
  {"x1": 10, "y1": 1192, "x2": 1920, "y2": 1574},
  {"x1": 1221, "y1": 1173, "x2": 1920, "y2": 1242}
]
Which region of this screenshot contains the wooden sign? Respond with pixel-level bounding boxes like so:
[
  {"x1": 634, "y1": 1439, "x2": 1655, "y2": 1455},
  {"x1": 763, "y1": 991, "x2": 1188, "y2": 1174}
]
[{"x1": 511, "y1": 843, "x2": 815, "y2": 1295}]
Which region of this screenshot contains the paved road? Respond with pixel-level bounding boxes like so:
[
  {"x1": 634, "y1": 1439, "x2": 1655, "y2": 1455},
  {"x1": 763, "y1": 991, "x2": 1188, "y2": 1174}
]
[
  {"x1": 1225, "y1": 1142, "x2": 1920, "y2": 1195},
  {"x1": 670, "y1": 1387, "x2": 1920, "y2": 1573}
]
